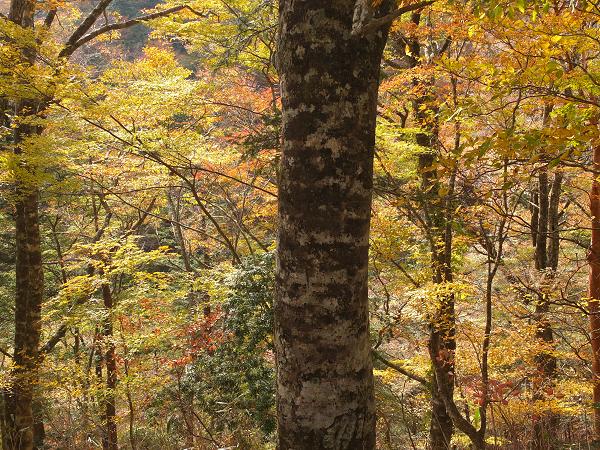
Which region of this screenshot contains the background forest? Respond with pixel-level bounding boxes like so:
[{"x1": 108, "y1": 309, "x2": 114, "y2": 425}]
[{"x1": 1, "y1": 0, "x2": 600, "y2": 449}]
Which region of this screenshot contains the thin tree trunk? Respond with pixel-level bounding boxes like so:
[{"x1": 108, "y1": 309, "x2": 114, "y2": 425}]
[
  {"x1": 531, "y1": 104, "x2": 560, "y2": 449},
  {"x1": 532, "y1": 170, "x2": 560, "y2": 449},
  {"x1": 100, "y1": 278, "x2": 118, "y2": 450},
  {"x1": 123, "y1": 358, "x2": 136, "y2": 450},
  {"x1": 400, "y1": 13, "x2": 456, "y2": 446},
  {"x1": 423, "y1": 143, "x2": 455, "y2": 450},
  {"x1": 535, "y1": 170, "x2": 550, "y2": 271},
  {"x1": 547, "y1": 173, "x2": 563, "y2": 270},
  {"x1": 415, "y1": 72, "x2": 454, "y2": 450},
  {"x1": 429, "y1": 376, "x2": 454, "y2": 450},
  {"x1": 94, "y1": 335, "x2": 104, "y2": 443},
  {"x1": 589, "y1": 143, "x2": 600, "y2": 444},
  {"x1": 275, "y1": 1, "x2": 392, "y2": 448},
  {"x1": 167, "y1": 187, "x2": 192, "y2": 272}
]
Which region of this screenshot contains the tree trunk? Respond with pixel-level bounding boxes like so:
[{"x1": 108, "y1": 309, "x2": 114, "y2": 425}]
[
  {"x1": 422, "y1": 146, "x2": 455, "y2": 450},
  {"x1": 3, "y1": 2, "x2": 45, "y2": 450},
  {"x1": 530, "y1": 102, "x2": 560, "y2": 449},
  {"x1": 4, "y1": 191, "x2": 44, "y2": 450},
  {"x1": 100, "y1": 282, "x2": 118, "y2": 450},
  {"x1": 429, "y1": 375, "x2": 454, "y2": 450},
  {"x1": 589, "y1": 143, "x2": 600, "y2": 444},
  {"x1": 411, "y1": 51, "x2": 455, "y2": 450},
  {"x1": 531, "y1": 168, "x2": 561, "y2": 450},
  {"x1": 396, "y1": 13, "x2": 456, "y2": 446},
  {"x1": 274, "y1": 1, "x2": 392, "y2": 448},
  {"x1": 167, "y1": 187, "x2": 193, "y2": 272},
  {"x1": 428, "y1": 273, "x2": 455, "y2": 450}
]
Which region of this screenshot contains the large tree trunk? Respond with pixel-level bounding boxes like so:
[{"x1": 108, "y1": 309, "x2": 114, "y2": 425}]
[
  {"x1": 589, "y1": 143, "x2": 600, "y2": 444},
  {"x1": 3, "y1": 2, "x2": 45, "y2": 450},
  {"x1": 274, "y1": 1, "x2": 391, "y2": 448}
]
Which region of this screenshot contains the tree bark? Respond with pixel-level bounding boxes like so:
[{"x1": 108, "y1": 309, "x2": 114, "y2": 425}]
[
  {"x1": 3, "y1": 2, "x2": 45, "y2": 450},
  {"x1": 397, "y1": 13, "x2": 456, "y2": 446},
  {"x1": 589, "y1": 143, "x2": 600, "y2": 444},
  {"x1": 531, "y1": 169, "x2": 561, "y2": 450},
  {"x1": 4, "y1": 190, "x2": 43, "y2": 450},
  {"x1": 531, "y1": 104, "x2": 560, "y2": 450},
  {"x1": 533, "y1": 170, "x2": 562, "y2": 450},
  {"x1": 420, "y1": 141, "x2": 455, "y2": 450},
  {"x1": 274, "y1": 1, "x2": 392, "y2": 448},
  {"x1": 100, "y1": 281, "x2": 118, "y2": 450}
]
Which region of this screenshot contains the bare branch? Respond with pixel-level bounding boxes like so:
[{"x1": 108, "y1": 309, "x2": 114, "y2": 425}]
[
  {"x1": 353, "y1": 0, "x2": 436, "y2": 36},
  {"x1": 59, "y1": 5, "x2": 207, "y2": 58},
  {"x1": 44, "y1": 8, "x2": 57, "y2": 28},
  {"x1": 61, "y1": 0, "x2": 114, "y2": 56},
  {"x1": 40, "y1": 324, "x2": 68, "y2": 355}
]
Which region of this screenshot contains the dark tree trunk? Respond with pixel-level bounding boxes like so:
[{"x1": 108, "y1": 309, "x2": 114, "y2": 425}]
[
  {"x1": 429, "y1": 375, "x2": 454, "y2": 450},
  {"x1": 420, "y1": 142, "x2": 455, "y2": 450},
  {"x1": 547, "y1": 173, "x2": 562, "y2": 270},
  {"x1": 275, "y1": 1, "x2": 392, "y2": 448},
  {"x1": 425, "y1": 188, "x2": 456, "y2": 450},
  {"x1": 101, "y1": 282, "x2": 118, "y2": 450},
  {"x1": 3, "y1": 2, "x2": 45, "y2": 450},
  {"x1": 4, "y1": 191, "x2": 44, "y2": 450},
  {"x1": 410, "y1": 36, "x2": 455, "y2": 447},
  {"x1": 529, "y1": 103, "x2": 560, "y2": 450},
  {"x1": 531, "y1": 167, "x2": 561, "y2": 450},
  {"x1": 589, "y1": 143, "x2": 600, "y2": 444}
]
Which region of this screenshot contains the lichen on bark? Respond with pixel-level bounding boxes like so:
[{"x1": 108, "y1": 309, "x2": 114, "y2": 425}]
[{"x1": 274, "y1": 1, "x2": 393, "y2": 448}]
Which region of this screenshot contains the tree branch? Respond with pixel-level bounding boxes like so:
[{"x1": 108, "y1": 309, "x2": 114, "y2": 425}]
[
  {"x1": 61, "y1": 0, "x2": 114, "y2": 56},
  {"x1": 0, "y1": 346, "x2": 13, "y2": 359},
  {"x1": 44, "y1": 8, "x2": 58, "y2": 28},
  {"x1": 40, "y1": 324, "x2": 68, "y2": 355},
  {"x1": 59, "y1": 5, "x2": 207, "y2": 58},
  {"x1": 353, "y1": 0, "x2": 436, "y2": 36},
  {"x1": 41, "y1": 197, "x2": 155, "y2": 356},
  {"x1": 372, "y1": 350, "x2": 430, "y2": 387}
]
